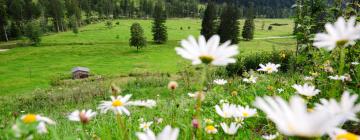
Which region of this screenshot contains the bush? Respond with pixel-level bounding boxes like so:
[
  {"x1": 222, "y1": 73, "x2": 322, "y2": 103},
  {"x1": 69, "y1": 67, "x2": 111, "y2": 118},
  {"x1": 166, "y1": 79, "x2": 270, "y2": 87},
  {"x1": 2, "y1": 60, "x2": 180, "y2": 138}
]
[
  {"x1": 226, "y1": 49, "x2": 294, "y2": 76},
  {"x1": 24, "y1": 21, "x2": 42, "y2": 45},
  {"x1": 105, "y1": 20, "x2": 113, "y2": 29}
]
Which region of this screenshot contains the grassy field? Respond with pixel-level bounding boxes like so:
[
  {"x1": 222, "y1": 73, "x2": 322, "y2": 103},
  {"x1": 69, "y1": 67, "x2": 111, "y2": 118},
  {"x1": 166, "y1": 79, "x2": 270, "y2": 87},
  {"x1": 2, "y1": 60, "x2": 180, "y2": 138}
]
[{"x1": 0, "y1": 18, "x2": 295, "y2": 95}]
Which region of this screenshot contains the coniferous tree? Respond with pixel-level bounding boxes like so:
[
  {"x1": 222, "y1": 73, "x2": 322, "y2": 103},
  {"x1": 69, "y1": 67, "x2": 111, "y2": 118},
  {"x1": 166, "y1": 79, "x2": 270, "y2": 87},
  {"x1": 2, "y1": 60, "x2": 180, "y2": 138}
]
[
  {"x1": 242, "y1": 2, "x2": 255, "y2": 41},
  {"x1": 24, "y1": 21, "x2": 42, "y2": 45},
  {"x1": 130, "y1": 23, "x2": 146, "y2": 51},
  {"x1": 217, "y1": 3, "x2": 240, "y2": 44},
  {"x1": 0, "y1": 0, "x2": 8, "y2": 41},
  {"x1": 200, "y1": 1, "x2": 217, "y2": 40},
  {"x1": 152, "y1": 1, "x2": 167, "y2": 44}
]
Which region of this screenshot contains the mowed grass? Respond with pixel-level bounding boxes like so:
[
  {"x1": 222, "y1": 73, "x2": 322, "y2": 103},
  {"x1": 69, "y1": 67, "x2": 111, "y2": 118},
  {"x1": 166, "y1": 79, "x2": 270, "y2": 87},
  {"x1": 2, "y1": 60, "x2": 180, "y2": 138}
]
[{"x1": 0, "y1": 18, "x2": 295, "y2": 95}]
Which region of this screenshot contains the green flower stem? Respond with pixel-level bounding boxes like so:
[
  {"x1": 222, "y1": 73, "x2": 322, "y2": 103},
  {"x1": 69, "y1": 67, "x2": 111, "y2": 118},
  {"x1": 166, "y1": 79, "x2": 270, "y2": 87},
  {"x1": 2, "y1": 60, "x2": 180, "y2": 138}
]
[
  {"x1": 116, "y1": 114, "x2": 127, "y2": 139},
  {"x1": 195, "y1": 64, "x2": 209, "y2": 140}
]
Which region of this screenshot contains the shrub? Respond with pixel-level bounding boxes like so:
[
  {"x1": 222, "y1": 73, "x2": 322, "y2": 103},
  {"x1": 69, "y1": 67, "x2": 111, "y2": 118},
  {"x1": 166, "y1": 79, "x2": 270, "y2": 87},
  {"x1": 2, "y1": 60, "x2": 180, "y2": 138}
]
[
  {"x1": 105, "y1": 20, "x2": 113, "y2": 29},
  {"x1": 226, "y1": 49, "x2": 295, "y2": 76},
  {"x1": 24, "y1": 21, "x2": 42, "y2": 45}
]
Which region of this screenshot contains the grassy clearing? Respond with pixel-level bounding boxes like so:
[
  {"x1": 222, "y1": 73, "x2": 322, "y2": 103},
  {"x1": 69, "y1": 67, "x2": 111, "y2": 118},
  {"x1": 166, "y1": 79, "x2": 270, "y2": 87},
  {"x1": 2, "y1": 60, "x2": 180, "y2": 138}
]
[{"x1": 0, "y1": 18, "x2": 295, "y2": 96}]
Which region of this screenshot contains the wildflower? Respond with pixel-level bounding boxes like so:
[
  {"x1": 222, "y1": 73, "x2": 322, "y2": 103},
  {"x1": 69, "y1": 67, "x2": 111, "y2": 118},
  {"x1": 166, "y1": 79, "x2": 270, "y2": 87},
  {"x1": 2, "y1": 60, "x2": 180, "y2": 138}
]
[
  {"x1": 231, "y1": 91, "x2": 238, "y2": 96},
  {"x1": 215, "y1": 103, "x2": 236, "y2": 118},
  {"x1": 328, "y1": 75, "x2": 351, "y2": 82},
  {"x1": 140, "y1": 121, "x2": 153, "y2": 132},
  {"x1": 98, "y1": 95, "x2": 132, "y2": 115},
  {"x1": 236, "y1": 105, "x2": 257, "y2": 118},
  {"x1": 68, "y1": 109, "x2": 97, "y2": 124},
  {"x1": 304, "y1": 76, "x2": 314, "y2": 81},
  {"x1": 315, "y1": 91, "x2": 360, "y2": 122},
  {"x1": 243, "y1": 75, "x2": 257, "y2": 84},
  {"x1": 188, "y1": 92, "x2": 205, "y2": 101},
  {"x1": 262, "y1": 133, "x2": 279, "y2": 140},
  {"x1": 313, "y1": 17, "x2": 360, "y2": 51},
  {"x1": 155, "y1": 117, "x2": 163, "y2": 124},
  {"x1": 253, "y1": 96, "x2": 344, "y2": 137},
  {"x1": 292, "y1": 83, "x2": 321, "y2": 97},
  {"x1": 351, "y1": 62, "x2": 359, "y2": 65},
  {"x1": 20, "y1": 114, "x2": 55, "y2": 134},
  {"x1": 192, "y1": 118, "x2": 199, "y2": 128},
  {"x1": 205, "y1": 125, "x2": 218, "y2": 134},
  {"x1": 128, "y1": 100, "x2": 157, "y2": 108},
  {"x1": 204, "y1": 118, "x2": 214, "y2": 124},
  {"x1": 167, "y1": 81, "x2": 178, "y2": 90},
  {"x1": 277, "y1": 88, "x2": 284, "y2": 93},
  {"x1": 136, "y1": 125, "x2": 179, "y2": 140},
  {"x1": 213, "y1": 79, "x2": 228, "y2": 85},
  {"x1": 220, "y1": 122, "x2": 241, "y2": 135},
  {"x1": 257, "y1": 63, "x2": 281, "y2": 74},
  {"x1": 328, "y1": 128, "x2": 360, "y2": 140},
  {"x1": 175, "y1": 35, "x2": 239, "y2": 66}
]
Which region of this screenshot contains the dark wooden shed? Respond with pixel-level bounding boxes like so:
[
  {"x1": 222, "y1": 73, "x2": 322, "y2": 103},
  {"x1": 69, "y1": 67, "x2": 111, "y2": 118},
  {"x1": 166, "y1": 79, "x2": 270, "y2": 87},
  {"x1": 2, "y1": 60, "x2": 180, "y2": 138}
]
[{"x1": 72, "y1": 67, "x2": 90, "y2": 79}]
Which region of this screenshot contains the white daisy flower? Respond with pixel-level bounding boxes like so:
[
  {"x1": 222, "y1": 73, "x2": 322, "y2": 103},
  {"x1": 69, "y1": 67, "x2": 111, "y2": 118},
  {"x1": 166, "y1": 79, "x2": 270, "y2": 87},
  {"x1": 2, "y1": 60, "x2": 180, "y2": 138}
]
[
  {"x1": 304, "y1": 76, "x2": 314, "y2": 81},
  {"x1": 175, "y1": 35, "x2": 239, "y2": 66},
  {"x1": 188, "y1": 92, "x2": 205, "y2": 101},
  {"x1": 20, "y1": 114, "x2": 55, "y2": 134},
  {"x1": 253, "y1": 96, "x2": 343, "y2": 137},
  {"x1": 328, "y1": 128, "x2": 360, "y2": 140},
  {"x1": 315, "y1": 91, "x2": 360, "y2": 122},
  {"x1": 136, "y1": 125, "x2": 179, "y2": 140},
  {"x1": 262, "y1": 133, "x2": 279, "y2": 140},
  {"x1": 257, "y1": 63, "x2": 281, "y2": 74},
  {"x1": 128, "y1": 100, "x2": 157, "y2": 108},
  {"x1": 213, "y1": 79, "x2": 228, "y2": 85},
  {"x1": 351, "y1": 62, "x2": 359, "y2": 65},
  {"x1": 243, "y1": 75, "x2": 257, "y2": 84},
  {"x1": 98, "y1": 95, "x2": 132, "y2": 115},
  {"x1": 235, "y1": 105, "x2": 257, "y2": 118},
  {"x1": 328, "y1": 75, "x2": 350, "y2": 82},
  {"x1": 313, "y1": 16, "x2": 360, "y2": 51},
  {"x1": 220, "y1": 122, "x2": 241, "y2": 135},
  {"x1": 277, "y1": 88, "x2": 284, "y2": 93},
  {"x1": 140, "y1": 121, "x2": 153, "y2": 132},
  {"x1": 215, "y1": 103, "x2": 237, "y2": 118},
  {"x1": 205, "y1": 125, "x2": 218, "y2": 134},
  {"x1": 292, "y1": 83, "x2": 321, "y2": 97},
  {"x1": 68, "y1": 109, "x2": 97, "y2": 124}
]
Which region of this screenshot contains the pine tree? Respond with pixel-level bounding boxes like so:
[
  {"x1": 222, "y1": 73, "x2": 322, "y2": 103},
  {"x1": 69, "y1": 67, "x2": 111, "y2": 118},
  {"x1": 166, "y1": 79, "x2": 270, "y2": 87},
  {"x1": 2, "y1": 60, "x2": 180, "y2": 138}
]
[
  {"x1": 24, "y1": 21, "x2": 42, "y2": 45},
  {"x1": 130, "y1": 23, "x2": 146, "y2": 51},
  {"x1": 217, "y1": 3, "x2": 240, "y2": 44},
  {"x1": 242, "y1": 2, "x2": 255, "y2": 41},
  {"x1": 152, "y1": 1, "x2": 167, "y2": 44},
  {"x1": 200, "y1": 1, "x2": 217, "y2": 40}
]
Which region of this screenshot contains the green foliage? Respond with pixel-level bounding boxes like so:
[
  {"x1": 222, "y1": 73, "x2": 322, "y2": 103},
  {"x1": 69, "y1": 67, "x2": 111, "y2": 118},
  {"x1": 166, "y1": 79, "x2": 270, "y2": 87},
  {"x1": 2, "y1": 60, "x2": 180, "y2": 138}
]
[
  {"x1": 217, "y1": 3, "x2": 240, "y2": 44},
  {"x1": 152, "y1": 1, "x2": 167, "y2": 44},
  {"x1": 129, "y1": 23, "x2": 147, "y2": 51},
  {"x1": 24, "y1": 21, "x2": 42, "y2": 45},
  {"x1": 200, "y1": 2, "x2": 217, "y2": 40},
  {"x1": 70, "y1": 16, "x2": 79, "y2": 34},
  {"x1": 105, "y1": 20, "x2": 113, "y2": 29},
  {"x1": 242, "y1": 18, "x2": 255, "y2": 41},
  {"x1": 226, "y1": 49, "x2": 295, "y2": 76}
]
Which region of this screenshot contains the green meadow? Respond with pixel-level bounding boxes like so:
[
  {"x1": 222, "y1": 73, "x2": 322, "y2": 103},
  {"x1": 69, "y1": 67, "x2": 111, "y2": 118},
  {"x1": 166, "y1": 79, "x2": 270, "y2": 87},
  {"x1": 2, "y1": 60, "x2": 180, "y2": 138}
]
[{"x1": 0, "y1": 18, "x2": 295, "y2": 96}]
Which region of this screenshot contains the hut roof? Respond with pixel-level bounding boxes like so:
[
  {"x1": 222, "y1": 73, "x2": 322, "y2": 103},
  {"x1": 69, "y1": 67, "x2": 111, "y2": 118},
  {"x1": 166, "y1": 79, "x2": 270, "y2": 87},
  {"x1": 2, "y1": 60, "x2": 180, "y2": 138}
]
[{"x1": 72, "y1": 67, "x2": 90, "y2": 73}]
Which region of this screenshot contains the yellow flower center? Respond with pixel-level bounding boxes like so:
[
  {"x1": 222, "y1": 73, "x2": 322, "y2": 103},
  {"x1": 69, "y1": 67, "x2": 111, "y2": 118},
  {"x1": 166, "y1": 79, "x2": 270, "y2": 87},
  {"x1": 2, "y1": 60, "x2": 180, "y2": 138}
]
[
  {"x1": 199, "y1": 55, "x2": 214, "y2": 64},
  {"x1": 265, "y1": 67, "x2": 273, "y2": 71},
  {"x1": 205, "y1": 125, "x2": 216, "y2": 131},
  {"x1": 336, "y1": 39, "x2": 349, "y2": 47},
  {"x1": 112, "y1": 100, "x2": 123, "y2": 107},
  {"x1": 22, "y1": 114, "x2": 37, "y2": 124},
  {"x1": 336, "y1": 133, "x2": 359, "y2": 140},
  {"x1": 242, "y1": 112, "x2": 249, "y2": 117}
]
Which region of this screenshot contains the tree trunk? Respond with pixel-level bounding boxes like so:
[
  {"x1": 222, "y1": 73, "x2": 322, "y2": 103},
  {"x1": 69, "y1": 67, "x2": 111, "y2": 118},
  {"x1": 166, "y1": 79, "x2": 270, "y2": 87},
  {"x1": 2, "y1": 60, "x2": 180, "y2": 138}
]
[{"x1": 3, "y1": 25, "x2": 8, "y2": 42}]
